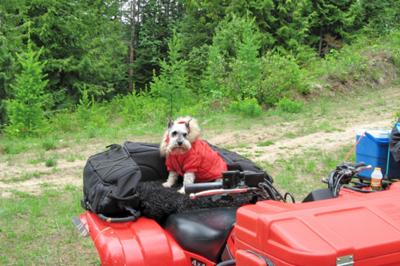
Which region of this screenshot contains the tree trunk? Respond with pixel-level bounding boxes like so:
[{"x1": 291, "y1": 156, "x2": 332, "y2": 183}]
[
  {"x1": 128, "y1": 0, "x2": 136, "y2": 92},
  {"x1": 318, "y1": 26, "x2": 323, "y2": 57}
]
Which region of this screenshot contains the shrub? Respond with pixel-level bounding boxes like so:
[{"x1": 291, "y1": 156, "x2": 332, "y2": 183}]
[
  {"x1": 259, "y1": 52, "x2": 309, "y2": 106},
  {"x1": 48, "y1": 110, "x2": 80, "y2": 133},
  {"x1": 76, "y1": 89, "x2": 109, "y2": 130},
  {"x1": 115, "y1": 91, "x2": 168, "y2": 124},
  {"x1": 276, "y1": 98, "x2": 304, "y2": 113},
  {"x1": 229, "y1": 98, "x2": 263, "y2": 117},
  {"x1": 315, "y1": 47, "x2": 367, "y2": 84}
]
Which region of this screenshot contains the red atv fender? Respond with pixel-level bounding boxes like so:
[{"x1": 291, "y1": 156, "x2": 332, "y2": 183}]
[{"x1": 79, "y1": 212, "x2": 218, "y2": 266}]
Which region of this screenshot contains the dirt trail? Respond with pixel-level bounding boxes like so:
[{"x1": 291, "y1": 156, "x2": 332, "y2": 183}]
[
  {"x1": 214, "y1": 118, "x2": 393, "y2": 163},
  {"x1": 0, "y1": 87, "x2": 398, "y2": 197}
]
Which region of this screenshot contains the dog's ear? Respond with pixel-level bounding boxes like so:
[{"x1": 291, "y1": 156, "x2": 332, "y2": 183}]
[
  {"x1": 185, "y1": 118, "x2": 192, "y2": 133},
  {"x1": 167, "y1": 118, "x2": 174, "y2": 129}
]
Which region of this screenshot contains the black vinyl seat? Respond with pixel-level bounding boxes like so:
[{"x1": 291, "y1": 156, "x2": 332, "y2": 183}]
[{"x1": 164, "y1": 207, "x2": 237, "y2": 262}]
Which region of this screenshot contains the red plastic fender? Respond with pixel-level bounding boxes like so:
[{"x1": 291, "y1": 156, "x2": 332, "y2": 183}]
[{"x1": 81, "y1": 212, "x2": 188, "y2": 266}]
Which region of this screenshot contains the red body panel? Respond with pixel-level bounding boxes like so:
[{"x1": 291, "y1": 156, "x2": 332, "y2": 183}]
[
  {"x1": 235, "y1": 183, "x2": 400, "y2": 266},
  {"x1": 81, "y1": 212, "x2": 217, "y2": 266},
  {"x1": 81, "y1": 213, "x2": 189, "y2": 266}
]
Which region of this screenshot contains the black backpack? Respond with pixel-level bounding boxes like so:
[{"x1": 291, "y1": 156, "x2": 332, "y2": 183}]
[
  {"x1": 123, "y1": 141, "x2": 168, "y2": 182},
  {"x1": 82, "y1": 144, "x2": 141, "y2": 222}
]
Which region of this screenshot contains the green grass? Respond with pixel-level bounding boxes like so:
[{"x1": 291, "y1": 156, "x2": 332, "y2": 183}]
[
  {"x1": 0, "y1": 186, "x2": 98, "y2": 265},
  {"x1": 41, "y1": 137, "x2": 58, "y2": 151},
  {"x1": 28, "y1": 152, "x2": 46, "y2": 165},
  {"x1": 2, "y1": 171, "x2": 42, "y2": 184},
  {"x1": 257, "y1": 140, "x2": 274, "y2": 147},
  {"x1": 259, "y1": 144, "x2": 356, "y2": 200},
  {"x1": 45, "y1": 158, "x2": 58, "y2": 168},
  {"x1": 0, "y1": 139, "x2": 29, "y2": 155}
]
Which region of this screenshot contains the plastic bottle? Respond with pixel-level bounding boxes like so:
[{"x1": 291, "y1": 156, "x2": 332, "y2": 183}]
[{"x1": 371, "y1": 167, "x2": 383, "y2": 190}]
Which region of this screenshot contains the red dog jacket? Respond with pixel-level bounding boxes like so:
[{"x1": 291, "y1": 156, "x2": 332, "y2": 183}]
[{"x1": 165, "y1": 139, "x2": 228, "y2": 182}]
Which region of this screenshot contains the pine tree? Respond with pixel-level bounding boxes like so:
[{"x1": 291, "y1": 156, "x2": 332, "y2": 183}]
[
  {"x1": 132, "y1": 0, "x2": 184, "y2": 89},
  {"x1": 5, "y1": 41, "x2": 49, "y2": 137},
  {"x1": 150, "y1": 32, "x2": 190, "y2": 115},
  {"x1": 309, "y1": 0, "x2": 362, "y2": 55},
  {"x1": 229, "y1": 17, "x2": 262, "y2": 100},
  {"x1": 202, "y1": 16, "x2": 262, "y2": 100}
]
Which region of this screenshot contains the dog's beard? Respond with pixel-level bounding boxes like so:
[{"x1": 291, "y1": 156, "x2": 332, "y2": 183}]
[
  {"x1": 170, "y1": 147, "x2": 189, "y2": 155},
  {"x1": 167, "y1": 142, "x2": 191, "y2": 155}
]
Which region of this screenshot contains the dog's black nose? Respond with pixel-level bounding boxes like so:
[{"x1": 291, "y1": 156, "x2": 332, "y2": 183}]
[{"x1": 177, "y1": 140, "x2": 183, "y2": 146}]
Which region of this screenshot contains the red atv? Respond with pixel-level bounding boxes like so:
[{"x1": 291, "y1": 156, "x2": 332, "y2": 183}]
[{"x1": 74, "y1": 162, "x2": 400, "y2": 266}]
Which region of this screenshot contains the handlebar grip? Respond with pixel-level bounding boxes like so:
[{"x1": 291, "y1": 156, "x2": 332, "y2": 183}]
[{"x1": 184, "y1": 182, "x2": 223, "y2": 194}]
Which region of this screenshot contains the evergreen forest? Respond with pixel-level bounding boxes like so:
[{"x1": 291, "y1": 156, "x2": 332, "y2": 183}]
[{"x1": 1, "y1": 0, "x2": 400, "y2": 137}]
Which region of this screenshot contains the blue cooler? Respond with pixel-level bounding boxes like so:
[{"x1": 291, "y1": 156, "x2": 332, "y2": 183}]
[{"x1": 356, "y1": 129, "x2": 400, "y2": 179}]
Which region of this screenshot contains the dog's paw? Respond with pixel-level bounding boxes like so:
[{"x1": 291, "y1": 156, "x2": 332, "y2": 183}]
[
  {"x1": 178, "y1": 187, "x2": 185, "y2": 194},
  {"x1": 162, "y1": 181, "x2": 172, "y2": 188}
]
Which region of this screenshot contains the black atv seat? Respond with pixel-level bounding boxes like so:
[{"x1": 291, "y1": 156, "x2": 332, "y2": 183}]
[{"x1": 164, "y1": 207, "x2": 237, "y2": 262}]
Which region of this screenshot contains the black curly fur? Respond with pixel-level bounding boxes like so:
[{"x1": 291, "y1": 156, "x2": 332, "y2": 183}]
[{"x1": 136, "y1": 181, "x2": 258, "y2": 223}]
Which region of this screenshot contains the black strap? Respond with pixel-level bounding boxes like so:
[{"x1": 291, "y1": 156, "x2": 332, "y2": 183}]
[
  {"x1": 97, "y1": 213, "x2": 139, "y2": 223},
  {"x1": 97, "y1": 207, "x2": 141, "y2": 223},
  {"x1": 84, "y1": 198, "x2": 141, "y2": 223}
]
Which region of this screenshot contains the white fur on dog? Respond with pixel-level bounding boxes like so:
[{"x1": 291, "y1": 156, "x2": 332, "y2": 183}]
[
  {"x1": 160, "y1": 116, "x2": 201, "y2": 193},
  {"x1": 160, "y1": 116, "x2": 200, "y2": 156}
]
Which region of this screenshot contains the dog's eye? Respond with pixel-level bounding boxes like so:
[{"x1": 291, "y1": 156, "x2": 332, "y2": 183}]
[
  {"x1": 171, "y1": 131, "x2": 177, "y2": 137},
  {"x1": 183, "y1": 133, "x2": 187, "y2": 137}
]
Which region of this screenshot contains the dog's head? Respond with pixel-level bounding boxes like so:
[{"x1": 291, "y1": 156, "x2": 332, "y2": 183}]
[{"x1": 160, "y1": 116, "x2": 200, "y2": 156}]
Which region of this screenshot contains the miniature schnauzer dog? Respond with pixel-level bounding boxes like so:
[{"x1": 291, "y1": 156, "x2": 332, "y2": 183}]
[{"x1": 160, "y1": 116, "x2": 227, "y2": 194}]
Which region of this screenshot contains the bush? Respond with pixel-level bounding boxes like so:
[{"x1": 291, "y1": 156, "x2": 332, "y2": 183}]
[
  {"x1": 314, "y1": 46, "x2": 368, "y2": 85},
  {"x1": 276, "y1": 98, "x2": 304, "y2": 113},
  {"x1": 115, "y1": 91, "x2": 168, "y2": 124},
  {"x1": 48, "y1": 110, "x2": 80, "y2": 133},
  {"x1": 76, "y1": 89, "x2": 109, "y2": 130},
  {"x1": 259, "y1": 52, "x2": 309, "y2": 106},
  {"x1": 229, "y1": 98, "x2": 263, "y2": 117}
]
